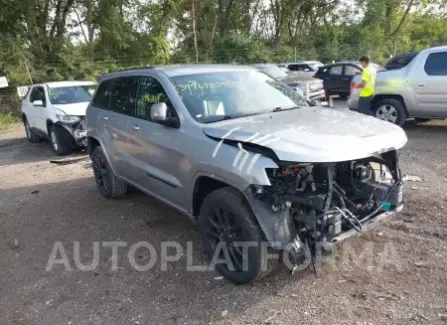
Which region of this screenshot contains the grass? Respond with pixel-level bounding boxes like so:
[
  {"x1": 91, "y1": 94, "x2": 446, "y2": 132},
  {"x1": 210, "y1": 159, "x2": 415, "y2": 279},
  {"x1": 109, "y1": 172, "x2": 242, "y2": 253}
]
[{"x1": 0, "y1": 112, "x2": 21, "y2": 131}]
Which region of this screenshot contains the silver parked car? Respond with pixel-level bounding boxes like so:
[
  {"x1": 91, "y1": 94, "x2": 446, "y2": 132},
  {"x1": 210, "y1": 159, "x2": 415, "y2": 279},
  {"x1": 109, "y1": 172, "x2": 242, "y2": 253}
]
[
  {"x1": 348, "y1": 46, "x2": 447, "y2": 125},
  {"x1": 278, "y1": 61, "x2": 324, "y2": 80},
  {"x1": 86, "y1": 65, "x2": 406, "y2": 284},
  {"x1": 250, "y1": 63, "x2": 325, "y2": 101}
]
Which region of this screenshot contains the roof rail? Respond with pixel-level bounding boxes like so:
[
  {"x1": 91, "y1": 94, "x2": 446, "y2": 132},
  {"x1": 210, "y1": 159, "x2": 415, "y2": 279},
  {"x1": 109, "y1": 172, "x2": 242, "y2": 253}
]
[{"x1": 115, "y1": 66, "x2": 154, "y2": 73}]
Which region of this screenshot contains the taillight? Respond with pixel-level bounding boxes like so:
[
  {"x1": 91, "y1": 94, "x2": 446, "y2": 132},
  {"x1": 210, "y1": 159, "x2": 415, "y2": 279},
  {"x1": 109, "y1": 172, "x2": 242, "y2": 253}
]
[{"x1": 350, "y1": 82, "x2": 355, "y2": 94}]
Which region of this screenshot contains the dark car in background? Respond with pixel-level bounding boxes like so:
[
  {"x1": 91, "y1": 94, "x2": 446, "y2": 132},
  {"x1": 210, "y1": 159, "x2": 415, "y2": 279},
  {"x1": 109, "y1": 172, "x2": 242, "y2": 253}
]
[
  {"x1": 314, "y1": 61, "x2": 383, "y2": 98},
  {"x1": 384, "y1": 52, "x2": 419, "y2": 70}
]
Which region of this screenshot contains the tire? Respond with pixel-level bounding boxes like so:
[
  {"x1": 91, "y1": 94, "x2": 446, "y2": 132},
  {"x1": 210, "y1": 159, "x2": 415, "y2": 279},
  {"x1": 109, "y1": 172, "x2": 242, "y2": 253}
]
[
  {"x1": 92, "y1": 146, "x2": 127, "y2": 199},
  {"x1": 338, "y1": 93, "x2": 350, "y2": 99},
  {"x1": 199, "y1": 187, "x2": 279, "y2": 285},
  {"x1": 23, "y1": 117, "x2": 40, "y2": 143},
  {"x1": 373, "y1": 98, "x2": 407, "y2": 126},
  {"x1": 50, "y1": 125, "x2": 74, "y2": 156}
]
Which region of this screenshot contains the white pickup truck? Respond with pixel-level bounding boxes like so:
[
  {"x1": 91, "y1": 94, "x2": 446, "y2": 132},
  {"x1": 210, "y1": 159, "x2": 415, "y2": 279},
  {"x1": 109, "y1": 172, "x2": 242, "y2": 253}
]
[{"x1": 348, "y1": 46, "x2": 447, "y2": 126}]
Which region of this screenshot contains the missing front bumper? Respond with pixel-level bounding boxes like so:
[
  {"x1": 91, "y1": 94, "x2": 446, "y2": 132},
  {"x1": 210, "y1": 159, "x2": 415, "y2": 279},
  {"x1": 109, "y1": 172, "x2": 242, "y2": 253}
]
[{"x1": 321, "y1": 204, "x2": 403, "y2": 252}]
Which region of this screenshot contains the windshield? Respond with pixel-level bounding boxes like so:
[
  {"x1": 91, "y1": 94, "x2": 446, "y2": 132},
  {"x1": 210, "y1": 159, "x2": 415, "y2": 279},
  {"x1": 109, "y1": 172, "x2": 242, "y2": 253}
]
[
  {"x1": 258, "y1": 65, "x2": 289, "y2": 79},
  {"x1": 48, "y1": 85, "x2": 96, "y2": 105},
  {"x1": 171, "y1": 70, "x2": 308, "y2": 123}
]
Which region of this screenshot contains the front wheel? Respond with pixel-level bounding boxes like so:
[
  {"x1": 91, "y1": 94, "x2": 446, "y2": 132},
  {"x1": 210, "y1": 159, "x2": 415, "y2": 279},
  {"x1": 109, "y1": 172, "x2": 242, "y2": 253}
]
[
  {"x1": 199, "y1": 187, "x2": 279, "y2": 284},
  {"x1": 50, "y1": 125, "x2": 74, "y2": 156},
  {"x1": 373, "y1": 98, "x2": 407, "y2": 126}
]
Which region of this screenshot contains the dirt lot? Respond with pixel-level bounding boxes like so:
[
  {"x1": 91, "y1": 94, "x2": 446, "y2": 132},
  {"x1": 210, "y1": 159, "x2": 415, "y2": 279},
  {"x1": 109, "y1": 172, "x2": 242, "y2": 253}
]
[{"x1": 1, "y1": 112, "x2": 447, "y2": 325}]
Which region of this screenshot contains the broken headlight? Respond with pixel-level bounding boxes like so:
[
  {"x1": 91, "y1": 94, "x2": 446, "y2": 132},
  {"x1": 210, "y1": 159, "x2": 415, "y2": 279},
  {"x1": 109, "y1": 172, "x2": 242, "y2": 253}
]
[{"x1": 56, "y1": 114, "x2": 82, "y2": 124}]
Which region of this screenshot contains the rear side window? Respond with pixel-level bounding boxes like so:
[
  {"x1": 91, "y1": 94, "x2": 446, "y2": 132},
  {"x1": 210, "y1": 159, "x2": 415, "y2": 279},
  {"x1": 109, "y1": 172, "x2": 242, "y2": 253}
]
[
  {"x1": 424, "y1": 52, "x2": 447, "y2": 76},
  {"x1": 329, "y1": 65, "x2": 343, "y2": 75},
  {"x1": 288, "y1": 64, "x2": 302, "y2": 71},
  {"x1": 92, "y1": 79, "x2": 113, "y2": 109},
  {"x1": 109, "y1": 77, "x2": 138, "y2": 116}
]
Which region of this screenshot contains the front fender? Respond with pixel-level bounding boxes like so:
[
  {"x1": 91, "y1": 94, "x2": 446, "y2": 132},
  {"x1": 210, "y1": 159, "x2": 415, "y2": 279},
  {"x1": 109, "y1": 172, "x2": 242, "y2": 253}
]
[{"x1": 244, "y1": 187, "x2": 297, "y2": 249}]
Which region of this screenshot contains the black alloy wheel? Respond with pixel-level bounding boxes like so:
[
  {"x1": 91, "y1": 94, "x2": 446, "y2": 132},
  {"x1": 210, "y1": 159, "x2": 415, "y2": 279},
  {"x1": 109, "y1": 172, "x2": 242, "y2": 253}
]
[
  {"x1": 93, "y1": 150, "x2": 110, "y2": 196},
  {"x1": 205, "y1": 205, "x2": 246, "y2": 272}
]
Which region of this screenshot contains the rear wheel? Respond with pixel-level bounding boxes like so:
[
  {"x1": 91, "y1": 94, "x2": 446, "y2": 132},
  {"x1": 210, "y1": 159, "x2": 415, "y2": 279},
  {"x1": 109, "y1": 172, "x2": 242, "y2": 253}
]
[
  {"x1": 92, "y1": 146, "x2": 127, "y2": 199},
  {"x1": 373, "y1": 98, "x2": 407, "y2": 126},
  {"x1": 23, "y1": 117, "x2": 40, "y2": 143},
  {"x1": 199, "y1": 187, "x2": 279, "y2": 284}
]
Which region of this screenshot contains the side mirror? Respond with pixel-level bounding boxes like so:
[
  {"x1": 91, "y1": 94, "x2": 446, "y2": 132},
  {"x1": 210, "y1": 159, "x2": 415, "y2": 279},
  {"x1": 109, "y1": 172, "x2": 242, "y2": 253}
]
[
  {"x1": 32, "y1": 100, "x2": 44, "y2": 107},
  {"x1": 151, "y1": 102, "x2": 168, "y2": 122},
  {"x1": 150, "y1": 102, "x2": 179, "y2": 128}
]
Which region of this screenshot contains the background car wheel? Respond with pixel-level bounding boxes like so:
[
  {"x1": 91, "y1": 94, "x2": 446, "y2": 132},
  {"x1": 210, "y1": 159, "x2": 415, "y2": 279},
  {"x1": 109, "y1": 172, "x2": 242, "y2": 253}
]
[
  {"x1": 23, "y1": 117, "x2": 40, "y2": 143},
  {"x1": 373, "y1": 98, "x2": 407, "y2": 126},
  {"x1": 199, "y1": 187, "x2": 279, "y2": 285},
  {"x1": 92, "y1": 146, "x2": 127, "y2": 199},
  {"x1": 50, "y1": 125, "x2": 74, "y2": 156}
]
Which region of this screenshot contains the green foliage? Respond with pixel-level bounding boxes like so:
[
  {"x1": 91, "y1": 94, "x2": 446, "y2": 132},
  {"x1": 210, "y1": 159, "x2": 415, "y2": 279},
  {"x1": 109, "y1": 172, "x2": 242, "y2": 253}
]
[
  {"x1": 0, "y1": 112, "x2": 20, "y2": 130},
  {"x1": 0, "y1": 0, "x2": 445, "y2": 88}
]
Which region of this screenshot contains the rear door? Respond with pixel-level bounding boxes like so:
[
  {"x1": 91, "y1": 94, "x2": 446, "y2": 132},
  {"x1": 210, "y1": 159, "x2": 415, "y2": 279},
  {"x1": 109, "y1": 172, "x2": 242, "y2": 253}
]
[
  {"x1": 413, "y1": 50, "x2": 447, "y2": 117},
  {"x1": 94, "y1": 77, "x2": 137, "y2": 176},
  {"x1": 125, "y1": 75, "x2": 183, "y2": 205}
]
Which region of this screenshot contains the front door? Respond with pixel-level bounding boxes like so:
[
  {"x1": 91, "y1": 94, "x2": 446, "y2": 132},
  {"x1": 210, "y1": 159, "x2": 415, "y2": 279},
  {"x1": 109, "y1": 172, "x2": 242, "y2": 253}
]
[
  {"x1": 342, "y1": 64, "x2": 362, "y2": 94},
  {"x1": 413, "y1": 50, "x2": 447, "y2": 117},
  {"x1": 125, "y1": 75, "x2": 184, "y2": 205},
  {"x1": 28, "y1": 86, "x2": 49, "y2": 134}
]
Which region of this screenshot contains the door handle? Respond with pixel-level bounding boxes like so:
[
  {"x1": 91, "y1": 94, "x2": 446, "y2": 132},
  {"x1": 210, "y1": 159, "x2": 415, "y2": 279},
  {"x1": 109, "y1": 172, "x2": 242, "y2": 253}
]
[
  {"x1": 417, "y1": 83, "x2": 425, "y2": 88},
  {"x1": 132, "y1": 125, "x2": 140, "y2": 131},
  {"x1": 103, "y1": 116, "x2": 109, "y2": 120}
]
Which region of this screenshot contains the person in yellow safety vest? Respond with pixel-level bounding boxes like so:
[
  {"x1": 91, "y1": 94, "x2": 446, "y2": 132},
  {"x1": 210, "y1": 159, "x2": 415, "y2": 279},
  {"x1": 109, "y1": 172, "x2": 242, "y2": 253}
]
[{"x1": 354, "y1": 56, "x2": 377, "y2": 116}]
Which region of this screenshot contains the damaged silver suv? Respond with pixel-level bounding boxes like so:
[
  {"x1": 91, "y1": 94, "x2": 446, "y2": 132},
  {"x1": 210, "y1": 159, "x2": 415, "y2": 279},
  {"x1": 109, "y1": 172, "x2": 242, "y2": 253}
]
[{"x1": 86, "y1": 65, "x2": 407, "y2": 284}]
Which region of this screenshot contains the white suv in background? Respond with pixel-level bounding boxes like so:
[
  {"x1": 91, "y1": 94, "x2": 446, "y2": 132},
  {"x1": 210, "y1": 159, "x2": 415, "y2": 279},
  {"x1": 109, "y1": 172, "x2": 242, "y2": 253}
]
[{"x1": 21, "y1": 81, "x2": 97, "y2": 155}]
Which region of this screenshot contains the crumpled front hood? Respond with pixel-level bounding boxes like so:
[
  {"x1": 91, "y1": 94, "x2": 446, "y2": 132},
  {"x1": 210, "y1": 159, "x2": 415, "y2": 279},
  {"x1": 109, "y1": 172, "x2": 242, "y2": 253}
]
[
  {"x1": 54, "y1": 102, "x2": 89, "y2": 116},
  {"x1": 203, "y1": 107, "x2": 408, "y2": 163}
]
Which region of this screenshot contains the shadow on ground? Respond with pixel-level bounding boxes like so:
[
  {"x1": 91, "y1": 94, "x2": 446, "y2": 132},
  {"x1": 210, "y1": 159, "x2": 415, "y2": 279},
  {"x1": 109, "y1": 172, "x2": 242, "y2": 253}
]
[{"x1": 0, "y1": 177, "x2": 315, "y2": 325}]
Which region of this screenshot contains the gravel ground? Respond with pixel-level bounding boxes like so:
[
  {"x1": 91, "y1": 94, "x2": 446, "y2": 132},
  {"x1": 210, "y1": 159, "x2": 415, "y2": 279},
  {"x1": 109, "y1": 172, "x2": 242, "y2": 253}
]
[{"x1": 1, "y1": 105, "x2": 447, "y2": 325}]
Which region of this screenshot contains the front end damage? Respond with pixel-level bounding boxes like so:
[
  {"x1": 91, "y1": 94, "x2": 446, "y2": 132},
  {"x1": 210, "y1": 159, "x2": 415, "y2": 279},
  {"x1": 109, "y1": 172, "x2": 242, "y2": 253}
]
[
  {"x1": 58, "y1": 117, "x2": 88, "y2": 147},
  {"x1": 245, "y1": 150, "x2": 403, "y2": 269}
]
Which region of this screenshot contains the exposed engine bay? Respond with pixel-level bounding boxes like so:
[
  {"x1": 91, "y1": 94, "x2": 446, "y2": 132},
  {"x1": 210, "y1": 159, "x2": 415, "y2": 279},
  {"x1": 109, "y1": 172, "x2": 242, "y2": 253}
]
[{"x1": 251, "y1": 150, "x2": 403, "y2": 261}]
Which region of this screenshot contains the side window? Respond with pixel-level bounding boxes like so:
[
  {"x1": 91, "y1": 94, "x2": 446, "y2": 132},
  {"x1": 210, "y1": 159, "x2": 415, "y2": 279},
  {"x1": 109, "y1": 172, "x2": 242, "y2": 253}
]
[
  {"x1": 329, "y1": 65, "x2": 343, "y2": 75},
  {"x1": 424, "y1": 52, "x2": 447, "y2": 76},
  {"x1": 109, "y1": 77, "x2": 138, "y2": 116},
  {"x1": 29, "y1": 87, "x2": 46, "y2": 106},
  {"x1": 136, "y1": 76, "x2": 173, "y2": 121},
  {"x1": 92, "y1": 79, "x2": 113, "y2": 109},
  {"x1": 288, "y1": 64, "x2": 299, "y2": 71},
  {"x1": 344, "y1": 65, "x2": 361, "y2": 76}
]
